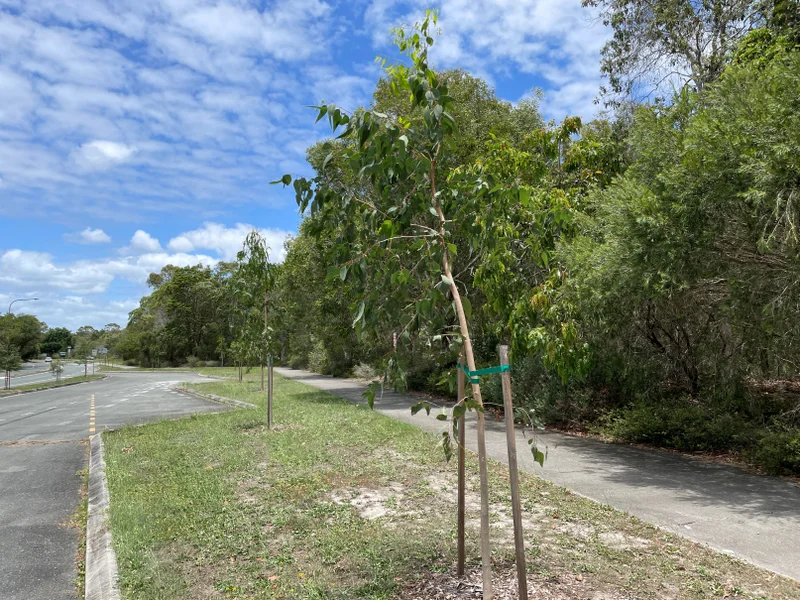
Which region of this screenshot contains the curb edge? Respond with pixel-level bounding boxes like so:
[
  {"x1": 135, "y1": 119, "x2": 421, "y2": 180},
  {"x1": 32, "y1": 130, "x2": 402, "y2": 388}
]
[{"x1": 85, "y1": 434, "x2": 120, "y2": 600}]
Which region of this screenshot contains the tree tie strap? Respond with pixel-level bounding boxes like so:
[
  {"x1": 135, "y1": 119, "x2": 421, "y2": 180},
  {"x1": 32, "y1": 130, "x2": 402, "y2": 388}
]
[{"x1": 457, "y1": 362, "x2": 510, "y2": 384}]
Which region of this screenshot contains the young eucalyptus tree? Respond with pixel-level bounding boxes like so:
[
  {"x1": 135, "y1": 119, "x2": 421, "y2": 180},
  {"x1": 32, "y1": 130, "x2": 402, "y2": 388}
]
[
  {"x1": 236, "y1": 230, "x2": 276, "y2": 419},
  {"x1": 276, "y1": 12, "x2": 511, "y2": 596}
]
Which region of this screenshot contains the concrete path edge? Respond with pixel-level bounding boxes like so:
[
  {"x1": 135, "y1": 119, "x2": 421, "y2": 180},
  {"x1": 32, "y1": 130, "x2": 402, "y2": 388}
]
[
  {"x1": 175, "y1": 385, "x2": 256, "y2": 409},
  {"x1": 85, "y1": 434, "x2": 120, "y2": 600}
]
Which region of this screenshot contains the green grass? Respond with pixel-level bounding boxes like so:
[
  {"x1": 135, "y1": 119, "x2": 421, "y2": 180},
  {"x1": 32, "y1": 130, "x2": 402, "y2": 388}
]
[
  {"x1": 100, "y1": 365, "x2": 264, "y2": 381},
  {"x1": 102, "y1": 375, "x2": 800, "y2": 600},
  {"x1": 0, "y1": 374, "x2": 104, "y2": 395}
]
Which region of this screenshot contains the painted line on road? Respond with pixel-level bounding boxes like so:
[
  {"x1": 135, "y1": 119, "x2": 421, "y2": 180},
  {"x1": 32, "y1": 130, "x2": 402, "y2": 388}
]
[{"x1": 89, "y1": 394, "x2": 96, "y2": 434}]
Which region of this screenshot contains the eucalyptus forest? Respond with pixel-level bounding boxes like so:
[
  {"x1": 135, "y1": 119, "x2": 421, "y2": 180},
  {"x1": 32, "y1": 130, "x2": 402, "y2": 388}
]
[{"x1": 90, "y1": 1, "x2": 800, "y2": 477}]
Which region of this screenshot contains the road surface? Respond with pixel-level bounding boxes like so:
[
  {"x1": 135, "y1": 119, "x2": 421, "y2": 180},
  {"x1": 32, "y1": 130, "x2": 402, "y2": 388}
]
[
  {"x1": 0, "y1": 371, "x2": 226, "y2": 600},
  {"x1": 6, "y1": 363, "x2": 86, "y2": 388},
  {"x1": 276, "y1": 367, "x2": 800, "y2": 582}
]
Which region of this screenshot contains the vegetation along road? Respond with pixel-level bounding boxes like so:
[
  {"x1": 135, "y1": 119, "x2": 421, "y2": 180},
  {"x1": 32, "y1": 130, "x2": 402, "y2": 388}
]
[{"x1": 277, "y1": 366, "x2": 800, "y2": 582}]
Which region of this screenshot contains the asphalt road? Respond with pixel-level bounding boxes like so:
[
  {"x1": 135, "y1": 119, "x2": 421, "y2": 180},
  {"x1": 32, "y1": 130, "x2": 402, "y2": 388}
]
[
  {"x1": 277, "y1": 367, "x2": 800, "y2": 583},
  {"x1": 6, "y1": 363, "x2": 86, "y2": 388},
  {"x1": 0, "y1": 371, "x2": 226, "y2": 600}
]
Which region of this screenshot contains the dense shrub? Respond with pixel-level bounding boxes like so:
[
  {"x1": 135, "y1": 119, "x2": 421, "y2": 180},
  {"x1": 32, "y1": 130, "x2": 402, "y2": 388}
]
[
  {"x1": 307, "y1": 341, "x2": 330, "y2": 374},
  {"x1": 194, "y1": 360, "x2": 206, "y2": 368},
  {"x1": 289, "y1": 355, "x2": 307, "y2": 370},
  {"x1": 186, "y1": 355, "x2": 199, "y2": 368},
  {"x1": 751, "y1": 431, "x2": 800, "y2": 475},
  {"x1": 123, "y1": 359, "x2": 137, "y2": 367},
  {"x1": 600, "y1": 400, "x2": 760, "y2": 452},
  {"x1": 204, "y1": 360, "x2": 220, "y2": 368},
  {"x1": 353, "y1": 363, "x2": 378, "y2": 381}
]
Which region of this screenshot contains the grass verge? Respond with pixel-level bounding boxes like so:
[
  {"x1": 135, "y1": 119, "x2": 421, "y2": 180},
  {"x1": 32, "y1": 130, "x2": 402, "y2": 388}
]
[
  {"x1": 100, "y1": 365, "x2": 264, "y2": 381},
  {"x1": 103, "y1": 375, "x2": 800, "y2": 599},
  {"x1": 0, "y1": 374, "x2": 104, "y2": 395}
]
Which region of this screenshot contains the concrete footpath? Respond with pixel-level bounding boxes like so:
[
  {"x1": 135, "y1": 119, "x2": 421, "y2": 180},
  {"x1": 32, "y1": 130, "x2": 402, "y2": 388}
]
[{"x1": 276, "y1": 367, "x2": 800, "y2": 582}]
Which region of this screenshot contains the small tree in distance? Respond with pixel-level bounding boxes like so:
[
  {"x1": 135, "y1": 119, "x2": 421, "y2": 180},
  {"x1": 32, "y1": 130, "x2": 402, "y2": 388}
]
[
  {"x1": 235, "y1": 230, "x2": 276, "y2": 421},
  {"x1": 0, "y1": 341, "x2": 22, "y2": 390},
  {"x1": 50, "y1": 360, "x2": 64, "y2": 383}
]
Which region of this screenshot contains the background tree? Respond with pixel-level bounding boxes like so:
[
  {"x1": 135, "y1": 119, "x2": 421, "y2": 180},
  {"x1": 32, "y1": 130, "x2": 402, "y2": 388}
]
[
  {"x1": 0, "y1": 340, "x2": 22, "y2": 390},
  {"x1": 235, "y1": 230, "x2": 276, "y2": 392},
  {"x1": 41, "y1": 327, "x2": 73, "y2": 356},
  {"x1": 584, "y1": 0, "x2": 766, "y2": 103},
  {"x1": 0, "y1": 314, "x2": 44, "y2": 359}
]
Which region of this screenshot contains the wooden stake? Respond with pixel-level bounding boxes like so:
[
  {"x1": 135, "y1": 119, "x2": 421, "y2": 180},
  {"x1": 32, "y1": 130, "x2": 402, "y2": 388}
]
[
  {"x1": 457, "y1": 350, "x2": 466, "y2": 578},
  {"x1": 499, "y1": 345, "x2": 527, "y2": 599},
  {"x1": 267, "y1": 355, "x2": 273, "y2": 429}
]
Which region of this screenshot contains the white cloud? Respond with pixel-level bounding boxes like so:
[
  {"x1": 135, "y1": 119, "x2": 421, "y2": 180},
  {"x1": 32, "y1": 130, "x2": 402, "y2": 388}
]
[
  {"x1": 72, "y1": 140, "x2": 137, "y2": 170},
  {"x1": 66, "y1": 226, "x2": 112, "y2": 244},
  {"x1": 0, "y1": 249, "x2": 114, "y2": 294},
  {"x1": 364, "y1": 0, "x2": 610, "y2": 120},
  {"x1": 167, "y1": 222, "x2": 290, "y2": 261},
  {"x1": 127, "y1": 230, "x2": 162, "y2": 253}
]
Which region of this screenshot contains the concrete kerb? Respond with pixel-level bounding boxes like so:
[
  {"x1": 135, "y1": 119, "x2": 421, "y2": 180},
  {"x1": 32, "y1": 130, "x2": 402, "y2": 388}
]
[
  {"x1": 85, "y1": 434, "x2": 120, "y2": 600},
  {"x1": 174, "y1": 385, "x2": 256, "y2": 409}
]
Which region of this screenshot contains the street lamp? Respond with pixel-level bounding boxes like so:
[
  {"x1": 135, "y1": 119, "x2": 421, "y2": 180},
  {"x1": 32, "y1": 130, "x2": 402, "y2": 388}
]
[{"x1": 7, "y1": 297, "x2": 39, "y2": 314}]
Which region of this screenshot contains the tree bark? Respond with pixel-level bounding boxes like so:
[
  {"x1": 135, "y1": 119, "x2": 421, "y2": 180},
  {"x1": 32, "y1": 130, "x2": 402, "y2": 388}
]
[{"x1": 435, "y1": 193, "x2": 493, "y2": 599}]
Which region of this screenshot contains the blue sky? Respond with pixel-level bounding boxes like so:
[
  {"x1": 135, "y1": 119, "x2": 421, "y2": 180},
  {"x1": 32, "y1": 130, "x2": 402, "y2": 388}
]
[{"x1": 0, "y1": 0, "x2": 609, "y2": 330}]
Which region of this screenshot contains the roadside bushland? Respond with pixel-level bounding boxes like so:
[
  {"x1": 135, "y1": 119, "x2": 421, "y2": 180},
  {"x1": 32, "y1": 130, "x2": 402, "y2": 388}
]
[{"x1": 102, "y1": 375, "x2": 799, "y2": 600}]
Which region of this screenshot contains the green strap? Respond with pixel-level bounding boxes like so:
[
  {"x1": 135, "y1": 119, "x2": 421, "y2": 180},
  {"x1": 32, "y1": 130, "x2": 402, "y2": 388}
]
[{"x1": 457, "y1": 362, "x2": 510, "y2": 384}]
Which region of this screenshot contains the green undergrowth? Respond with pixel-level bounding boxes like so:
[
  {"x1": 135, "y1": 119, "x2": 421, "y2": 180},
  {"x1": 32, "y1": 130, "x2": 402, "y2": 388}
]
[{"x1": 102, "y1": 375, "x2": 799, "y2": 600}]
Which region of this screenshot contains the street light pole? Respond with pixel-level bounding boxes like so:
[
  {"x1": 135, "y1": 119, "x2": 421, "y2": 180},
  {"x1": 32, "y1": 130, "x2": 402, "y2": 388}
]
[{"x1": 7, "y1": 297, "x2": 39, "y2": 314}]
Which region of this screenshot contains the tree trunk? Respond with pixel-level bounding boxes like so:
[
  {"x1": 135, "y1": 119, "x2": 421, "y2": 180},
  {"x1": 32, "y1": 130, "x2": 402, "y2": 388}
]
[{"x1": 436, "y1": 200, "x2": 493, "y2": 599}]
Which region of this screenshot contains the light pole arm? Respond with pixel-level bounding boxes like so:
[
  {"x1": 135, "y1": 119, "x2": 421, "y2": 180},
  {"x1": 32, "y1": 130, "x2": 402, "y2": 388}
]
[{"x1": 7, "y1": 297, "x2": 39, "y2": 314}]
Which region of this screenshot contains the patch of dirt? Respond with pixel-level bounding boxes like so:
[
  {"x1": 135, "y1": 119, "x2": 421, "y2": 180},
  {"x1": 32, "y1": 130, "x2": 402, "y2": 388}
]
[
  {"x1": 330, "y1": 485, "x2": 405, "y2": 520},
  {"x1": 393, "y1": 564, "x2": 633, "y2": 600},
  {"x1": 597, "y1": 531, "x2": 651, "y2": 550},
  {"x1": 235, "y1": 476, "x2": 266, "y2": 505},
  {"x1": 555, "y1": 521, "x2": 596, "y2": 541}
]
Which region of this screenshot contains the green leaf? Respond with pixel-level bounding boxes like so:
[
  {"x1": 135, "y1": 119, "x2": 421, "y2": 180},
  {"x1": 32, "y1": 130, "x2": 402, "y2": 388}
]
[
  {"x1": 441, "y1": 431, "x2": 453, "y2": 462},
  {"x1": 270, "y1": 174, "x2": 292, "y2": 186},
  {"x1": 436, "y1": 413, "x2": 447, "y2": 421},
  {"x1": 339, "y1": 265, "x2": 348, "y2": 281},
  {"x1": 441, "y1": 274, "x2": 454, "y2": 287},
  {"x1": 530, "y1": 443, "x2": 546, "y2": 467},
  {"x1": 363, "y1": 387, "x2": 376, "y2": 409},
  {"x1": 461, "y1": 296, "x2": 472, "y2": 319},
  {"x1": 322, "y1": 152, "x2": 334, "y2": 172},
  {"x1": 352, "y1": 301, "x2": 365, "y2": 327},
  {"x1": 464, "y1": 398, "x2": 485, "y2": 413},
  {"x1": 446, "y1": 243, "x2": 457, "y2": 256},
  {"x1": 314, "y1": 105, "x2": 327, "y2": 123},
  {"x1": 428, "y1": 206, "x2": 438, "y2": 217}
]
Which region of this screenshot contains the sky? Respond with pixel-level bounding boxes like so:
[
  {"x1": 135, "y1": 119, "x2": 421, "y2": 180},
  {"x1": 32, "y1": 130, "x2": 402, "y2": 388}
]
[{"x1": 0, "y1": 0, "x2": 610, "y2": 331}]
